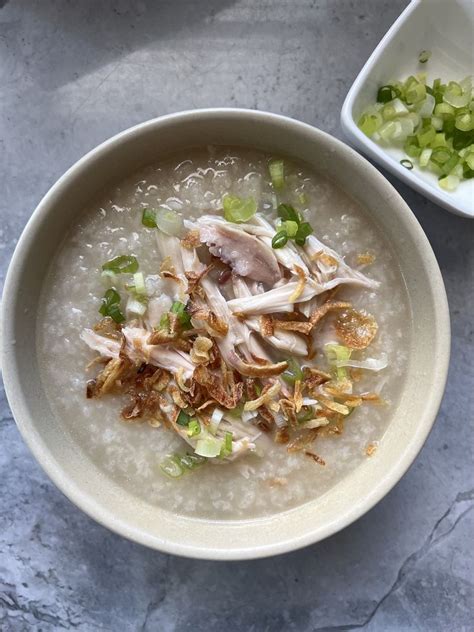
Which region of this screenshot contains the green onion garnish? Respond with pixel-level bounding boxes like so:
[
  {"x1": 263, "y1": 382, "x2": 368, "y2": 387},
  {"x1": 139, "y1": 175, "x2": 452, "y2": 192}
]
[
  {"x1": 160, "y1": 452, "x2": 206, "y2": 478},
  {"x1": 179, "y1": 453, "x2": 206, "y2": 470},
  {"x1": 195, "y1": 436, "x2": 222, "y2": 458},
  {"x1": 222, "y1": 194, "x2": 257, "y2": 223},
  {"x1": 102, "y1": 255, "x2": 139, "y2": 274},
  {"x1": 277, "y1": 203, "x2": 300, "y2": 223},
  {"x1": 358, "y1": 72, "x2": 474, "y2": 190},
  {"x1": 142, "y1": 208, "x2": 158, "y2": 228},
  {"x1": 400, "y1": 159, "x2": 414, "y2": 170},
  {"x1": 282, "y1": 220, "x2": 298, "y2": 237},
  {"x1": 220, "y1": 431, "x2": 233, "y2": 457},
  {"x1": 132, "y1": 272, "x2": 147, "y2": 296},
  {"x1": 170, "y1": 301, "x2": 192, "y2": 329},
  {"x1": 272, "y1": 230, "x2": 289, "y2": 249},
  {"x1": 159, "y1": 313, "x2": 170, "y2": 330},
  {"x1": 187, "y1": 419, "x2": 201, "y2": 437},
  {"x1": 176, "y1": 410, "x2": 190, "y2": 426},
  {"x1": 294, "y1": 221, "x2": 313, "y2": 246},
  {"x1": 418, "y1": 50, "x2": 431, "y2": 64},
  {"x1": 160, "y1": 456, "x2": 183, "y2": 478},
  {"x1": 377, "y1": 85, "x2": 397, "y2": 103},
  {"x1": 99, "y1": 288, "x2": 125, "y2": 323},
  {"x1": 269, "y1": 159, "x2": 285, "y2": 190},
  {"x1": 282, "y1": 357, "x2": 304, "y2": 384},
  {"x1": 273, "y1": 203, "x2": 313, "y2": 248},
  {"x1": 325, "y1": 343, "x2": 352, "y2": 380}
]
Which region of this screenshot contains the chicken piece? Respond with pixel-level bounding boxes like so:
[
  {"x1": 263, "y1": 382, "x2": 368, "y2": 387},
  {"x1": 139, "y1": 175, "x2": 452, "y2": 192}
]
[
  {"x1": 198, "y1": 220, "x2": 281, "y2": 285},
  {"x1": 232, "y1": 277, "x2": 307, "y2": 356},
  {"x1": 81, "y1": 327, "x2": 195, "y2": 379}
]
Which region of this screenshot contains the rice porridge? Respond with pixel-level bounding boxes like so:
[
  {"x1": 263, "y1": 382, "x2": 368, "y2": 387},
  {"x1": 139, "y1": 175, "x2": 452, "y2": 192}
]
[{"x1": 37, "y1": 146, "x2": 411, "y2": 520}]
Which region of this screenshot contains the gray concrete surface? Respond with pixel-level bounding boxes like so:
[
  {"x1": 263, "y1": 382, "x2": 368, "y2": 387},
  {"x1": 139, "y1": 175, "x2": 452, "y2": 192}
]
[{"x1": 0, "y1": 1, "x2": 473, "y2": 630}]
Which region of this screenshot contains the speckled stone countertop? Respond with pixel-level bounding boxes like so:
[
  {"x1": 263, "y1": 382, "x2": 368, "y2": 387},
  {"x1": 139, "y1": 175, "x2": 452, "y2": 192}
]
[{"x1": 0, "y1": 1, "x2": 473, "y2": 630}]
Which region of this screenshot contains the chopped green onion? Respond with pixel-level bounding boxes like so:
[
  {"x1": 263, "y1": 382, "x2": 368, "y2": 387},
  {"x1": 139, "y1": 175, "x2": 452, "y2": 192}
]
[
  {"x1": 294, "y1": 222, "x2": 313, "y2": 246},
  {"x1": 430, "y1": 147, "x2": 452, "y2": 166},
  {"x1": 417, "y1": 125, "x2": 436, "y2": 147},
  {"x1": 155, "y1": 207, "x2": 184, "y2": 237},
  {"x1": 418, "y1": 50, "x2": 431, "y2": 64},
  {"x1": 187, "y1": 419, "x2": 201, "y2": 437},
  {"x1": 99, "y1": 288, "x2": 125, "y2": 323},
  {"x1": 282, "y1": 357, "x2": 304, "y2": 384},
  {"x1": 377, "y1": 85, "x2": 398, "y2": 103},
  {"x1": 126, "y1": 297, "x2": 147, "y2": 316},
  {"x1": 223, "y1": 194, "x2": 257, "y2": 223},
  {"x1": 400, "y1": 159, "x2": 414, "y2": 170},
  {"x1": 141, "y1": 208, "x2": 158, "y2": 228},
  {"x1": 325, "y1": 343, "x2": 352, "y2": 379},
  {"x1": 220, "y1": 431, "x2": 233, "y2": 457},
  {"x1": 419, "y1": 148, "x2": 432, "y2": 167},
  {"x1": 358, "y1": 112, "x2": 382, "y2": 136},
  {"x1": 269, "y1": 159, "x2": 285, "y2": 190},
  {"x1": 195, "y1": 436, "x2": 222, "y2": 458},
  {"x1": 102, "y1": 255, "x2": 139, "y2": 274},
  {"x1": 170, "y1": 300, "x2": 192, "y2": 329},
  {"x1": 160, "y1": 456, "x2": 183, "y2": 478},
  {"x1": 133, "y1": 272, "x2": 147, "y2": 296},
  {"x1": 455, "y1": 113, "x2": 474, "y2": 132},
  {"x1": 357, "y1": 72, "x2": 473, "y2": 190},
  {"x1": 179, "y1": 453, "x2": 206, "y2": 470},
  {"x1": 176, "y1": 410, "x2": 190, "y2": 426},
  {"x1": 272, "y1": 230, "x2": 289, "y2": 249},
  {"x1": 282, "y1": 220, "x2": 299, "y2": 237},
  {"x1": 159, "y1": 313, "x2": 170, "y2": 330},
  {"x1": 439, "y1": 174, "x2": 460, "y2": 191},
  {"x1": 406, "y1": 82, "x2": 426, "y2": 104},
  {"x1": 465, "y1": 152, "x2": 474, "y2": 170},
  {"x1": 277, "y1": 203, "x2": 300, "y2": 223}
]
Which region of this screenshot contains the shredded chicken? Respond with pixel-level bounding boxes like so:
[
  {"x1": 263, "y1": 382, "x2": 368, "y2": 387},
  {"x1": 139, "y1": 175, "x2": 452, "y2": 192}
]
[
  {"x1": 82, "y1": 191, "x2": 383, "y2": 470},
  {"x1": 197, "y1": 219, "x2": 281, "y2": 285}
]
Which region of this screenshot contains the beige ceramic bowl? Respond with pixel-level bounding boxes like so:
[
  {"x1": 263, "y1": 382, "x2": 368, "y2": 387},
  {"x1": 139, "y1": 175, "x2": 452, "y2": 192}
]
[{"x1": 1, "y1": 109, "x2": 450, "y2": 560}]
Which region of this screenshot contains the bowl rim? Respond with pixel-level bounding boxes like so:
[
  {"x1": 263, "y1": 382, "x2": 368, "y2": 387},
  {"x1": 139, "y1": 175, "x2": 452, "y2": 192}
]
[
  {"x1": 340, "y1": 0, "x2": 474, "y2": 219},
  {"x1": 1, "y1": 108, "x2": 451, "y2": 559}
]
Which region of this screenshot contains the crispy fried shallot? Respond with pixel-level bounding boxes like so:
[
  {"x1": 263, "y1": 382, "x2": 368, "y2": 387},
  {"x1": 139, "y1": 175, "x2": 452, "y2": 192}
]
[
  {"x1": 335, "y1": 309, "x2": 378, "y2": 349},
  {"x1": 193, "y1": 365, "x2": 243, "y2": 409},
  {"x1": 244, "y1": 382, "x2": 281, "y2": 412}
]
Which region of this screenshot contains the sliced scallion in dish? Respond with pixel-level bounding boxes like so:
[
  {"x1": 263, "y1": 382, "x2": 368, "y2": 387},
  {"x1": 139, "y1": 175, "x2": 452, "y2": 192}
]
[
  {"x1": 282, "y1": 357, "x2": 304, "y2": 384},
  {"x1": 272, "y1": 203, "x2": 313, "y2": 249},
  {"x1": 176, "y1": 410, "x2": 190, "y2": 426},
  {"x1": 358, "y1": 69, "x2": 474, "y2": 190},
  {"x1": 155, "y1": 207, "x2": 184, "y2": 237},
  {"x1": 272, "y1": 230, "x2": 289, "y2": 249},
  {"x1": 195, "y1": 436, "x2": 222, "y2": 458},
  {"x1": 102, "y1": 255, "x2": 139, "y2": 274},
  {"x1": 170, "y1": 300, "x2": 192, "y2": 329},
  {"x1": 160, "y1": 456, "x2": 183, "y2": 478},
  {"x1": 187, "y1": 419, "x2": 201, "y2": 437},
  {"x1": 418, "y1": 50, "x2": 431, "y2": 64},
  {"x1": 99, "y1": 288, "x2": 125, "y2": 323},
  {"x1": 269, "y1": 159, "x2": 285, "y2": 190},
  {"x1": 142, "y1": 208, "x2": 158, "y2": 228},
  {"x1": 160, "y1": 452, "x2": 206, "y2": 478},
  {"x1": 220, "y1": 431, "x2": 233, "y2": 457},
  {"x1": 222, "y1": 194, "x2": 257, "y2": 223}
]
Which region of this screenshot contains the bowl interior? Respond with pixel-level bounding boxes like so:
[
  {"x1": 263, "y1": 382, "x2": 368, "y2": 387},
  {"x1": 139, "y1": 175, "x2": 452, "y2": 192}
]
[
  {"x1": 1, "y1": 110, "x2": 450, "y2": 559},
  {"x1": 342, "y1": 0, "x2": 474, "y2": 218}
]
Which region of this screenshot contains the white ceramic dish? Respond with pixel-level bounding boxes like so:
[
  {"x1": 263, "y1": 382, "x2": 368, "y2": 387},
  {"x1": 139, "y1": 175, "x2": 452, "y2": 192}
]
[
  {"x1": 1, "y1": 109, "x2": 450, "y2": 559},
  {"x1": 341, "y1": 0, "x2": 474, "y2": 219}
]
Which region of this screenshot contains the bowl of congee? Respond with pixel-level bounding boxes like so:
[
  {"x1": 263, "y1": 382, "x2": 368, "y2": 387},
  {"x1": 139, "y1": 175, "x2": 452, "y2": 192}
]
[{"x1": 1, "y1": 109, "x2": 450, "y2": 559}]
